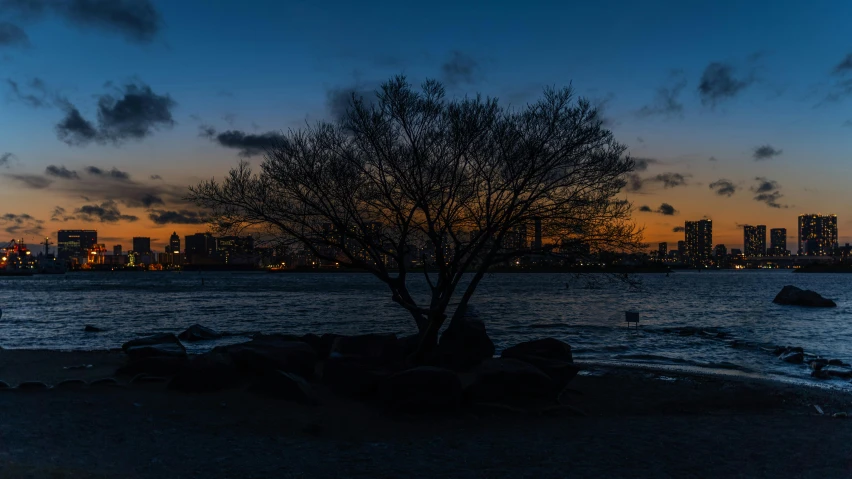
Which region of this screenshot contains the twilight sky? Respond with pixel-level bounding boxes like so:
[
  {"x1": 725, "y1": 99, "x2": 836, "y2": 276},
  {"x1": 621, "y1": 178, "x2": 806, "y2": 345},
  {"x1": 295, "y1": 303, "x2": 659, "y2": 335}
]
[{"x1": 1, "y1": 0, "x2": 852, "y2": 251}]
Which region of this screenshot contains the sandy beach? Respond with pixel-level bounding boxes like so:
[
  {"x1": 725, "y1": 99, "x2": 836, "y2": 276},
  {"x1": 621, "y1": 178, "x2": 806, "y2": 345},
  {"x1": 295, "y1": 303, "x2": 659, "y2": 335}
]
[{"x1": 0, "y1": 349, "x2": 850, "y2": 478}]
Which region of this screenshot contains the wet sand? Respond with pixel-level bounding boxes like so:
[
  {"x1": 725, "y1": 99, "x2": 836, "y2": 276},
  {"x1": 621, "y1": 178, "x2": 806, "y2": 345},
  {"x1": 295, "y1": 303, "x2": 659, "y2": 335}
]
[{"x1": 0, "y1": 349, "x2": 851, "y2": 478}]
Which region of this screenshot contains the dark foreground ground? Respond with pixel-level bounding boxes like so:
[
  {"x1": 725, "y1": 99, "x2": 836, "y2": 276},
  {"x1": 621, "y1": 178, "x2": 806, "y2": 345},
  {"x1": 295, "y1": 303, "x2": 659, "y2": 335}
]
[{"x1": 0, "y1": 350, "x2": 851, "y2": 479}]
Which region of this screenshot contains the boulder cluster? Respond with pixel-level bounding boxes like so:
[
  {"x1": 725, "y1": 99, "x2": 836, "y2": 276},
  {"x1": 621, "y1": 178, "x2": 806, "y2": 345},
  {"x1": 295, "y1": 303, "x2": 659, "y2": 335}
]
[{"x1": 115, "y1": 320, "x2": 580, "y2": 412}]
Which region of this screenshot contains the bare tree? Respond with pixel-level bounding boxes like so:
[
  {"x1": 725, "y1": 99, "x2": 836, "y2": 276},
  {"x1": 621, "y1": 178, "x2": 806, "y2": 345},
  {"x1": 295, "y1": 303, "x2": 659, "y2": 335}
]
[{"x1": 190, "y1": 76, "x2": 643, "y2": 356}]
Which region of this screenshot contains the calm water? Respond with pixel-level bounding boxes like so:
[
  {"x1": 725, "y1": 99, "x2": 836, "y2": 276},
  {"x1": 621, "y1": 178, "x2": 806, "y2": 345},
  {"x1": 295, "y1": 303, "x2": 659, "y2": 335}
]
[{"x1": 2, "y1": 270, "x2": 851, "y2": 386}]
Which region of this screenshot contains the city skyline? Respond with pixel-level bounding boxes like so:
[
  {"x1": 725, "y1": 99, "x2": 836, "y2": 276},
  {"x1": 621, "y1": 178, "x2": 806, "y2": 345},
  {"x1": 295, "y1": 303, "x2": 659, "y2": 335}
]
[{"x1": 3, "y1": 2, "x2": 852, "y2": 250}]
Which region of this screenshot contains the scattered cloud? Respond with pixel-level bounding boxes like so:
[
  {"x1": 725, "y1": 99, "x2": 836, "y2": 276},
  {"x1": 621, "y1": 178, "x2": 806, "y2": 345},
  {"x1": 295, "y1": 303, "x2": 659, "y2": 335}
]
[
  {"x1": 56, "y1": 82, "x2": 176, "y2": 146},
  {"x1": 637, "y1": 71, "x2": 686, "y2": 118},
  {"x1": 0, "y1": 212, "x2": 43, "y2": 236},
  {"x1": 833, "y1": 53, "x2": 852, "y2": 75},
  {"x1": 633, "y1": 157, "x2": 659, "y2": 172},
  {"x1": 150, "y1": 174, "x2": 162, "y2": 180},
  {"x1": 648, "y1": 172, "x2": 689, "y2": 188},
  {"x1": 636, "y1": 137, "x2": 644, "y2": 143},
  {"x1": 750, "y1": 177, "x2": 787, "y2": 208},
  {"x1": 222, "y1": 112, "x2": 236, "y2": 126},
  {"x1": 753, "y1": 144, "x2": 782, "y2": 160},
  {"x1": 673, "y1": 226, "x2": 685, "y2": 233},
  {"x1": 71, "y1": 200, "x2": 138, "y2": 223},
  {"x1": 441, "y1": 50, "x2": 481, "y2": 86},
  {"x1": 4, "y1": 173, "x2": 52, "y2": 189},
  {"x1": 709, "y1": 179, "x2": 737, "y2": 197},
  {"x1": 2, "y1": 0, "x2": 163, "y2": 44},
  {"x1": 639, "y1": 203, "x2": 677, "y2": 215},
  {"x1": 201, "y1": 127, "x2": 286, "y2": 157},
  {"x1": 0, "y1": 22, "x2": 29, "y2": 48},
  {"x1": 698, "y1": 62, "x2": 753, "y2": 105},
  {"x1": 85, "y1": 166, "x2": 131, "y2": 181},
  {"x1": 50, "y1": 206, "x2": 69, "y2": 221},
  {"x1": 5, "y1": 78, "x2": 53, "y2": 107},
  {"x1": 0, "y1": 152, "x2": 15, "y2": 168},
  {"x1": 148, "y1": 209, "x2": 208, "y2": 225},
  {"x1": 325, "y1": 85, "x2": 379, "y2": 121},
  {"x1": 45, "y1": 165, "x2": 79, "y2": 179},
  {"x1": 709, "y1": 156, "x2": 718, "y2": 162}
]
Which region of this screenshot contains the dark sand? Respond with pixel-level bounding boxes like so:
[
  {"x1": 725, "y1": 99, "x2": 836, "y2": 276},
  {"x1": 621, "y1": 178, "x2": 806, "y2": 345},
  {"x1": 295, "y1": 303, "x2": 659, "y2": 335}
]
[{"x1": 0, "y1": 349, "x2": 851, "y2": 478}]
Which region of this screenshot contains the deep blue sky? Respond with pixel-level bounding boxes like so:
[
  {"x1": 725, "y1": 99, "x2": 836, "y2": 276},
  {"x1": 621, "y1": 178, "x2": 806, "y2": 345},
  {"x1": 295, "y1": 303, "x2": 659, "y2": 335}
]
[{"x1": 2, "y1": 0, "x2": 852, "y2": 248}]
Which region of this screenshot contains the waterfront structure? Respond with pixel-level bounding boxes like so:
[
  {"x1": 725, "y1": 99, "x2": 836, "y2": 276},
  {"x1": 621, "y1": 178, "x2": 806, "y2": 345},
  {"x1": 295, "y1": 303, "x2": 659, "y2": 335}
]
[
  {"x1": 769, "y1": 228, "x2": 787, "y2": 256},
  {"x1": 113, "y1": 244, "x2": 122, "y2": 256},
  {"x1": 185, "y1": 233, "x2": 217, "y2": 264},
  {"x1": 743, "y1": 225, "x2": 766, "y2": 257},
  {"x1": 684, "y1": 219, "x2": 713, "y2": 267},
  {"x1": 57, "y1": 230, "x2": 97, "y2": 261},
  {"x1": 132, "y1": 237, "x2": 152, "y2": 255},
  {"x1": 798, "y1": 214, "x2": 838, "y2": 256},
  {"x1": 169, "y1": 232, "x2": 181, "y2": 254}
]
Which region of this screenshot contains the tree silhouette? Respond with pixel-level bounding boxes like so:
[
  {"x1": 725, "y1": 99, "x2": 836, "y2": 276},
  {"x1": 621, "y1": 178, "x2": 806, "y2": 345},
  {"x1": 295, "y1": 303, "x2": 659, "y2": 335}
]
[{"x1": 190, "y1": 76, "x2": 642, "y2": 356}]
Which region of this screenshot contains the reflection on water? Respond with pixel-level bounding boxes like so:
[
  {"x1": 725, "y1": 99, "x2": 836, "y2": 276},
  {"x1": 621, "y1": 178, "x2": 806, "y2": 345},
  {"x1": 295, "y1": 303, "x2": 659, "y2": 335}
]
[{"x1": 1, "y1": 270, "x2": 850, "y2": 386}]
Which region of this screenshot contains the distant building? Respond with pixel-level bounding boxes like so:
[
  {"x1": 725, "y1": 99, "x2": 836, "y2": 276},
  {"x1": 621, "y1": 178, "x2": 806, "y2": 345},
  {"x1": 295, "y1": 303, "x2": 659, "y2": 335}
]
[
  {"x1": 676, "y1": 240, "x2": 686, "y2": 262},
  {"x1": 685, "y1": 219, "x2": 713, "y2": 267},
  {"x1": 769, "y1": 228, "x2": 787, "y2": 256},
  {"x1": 169, "y1": 232, "x2": 180, "y2": 254},
  {"x1": 798, "y1": 214, "x2": 837, "y2": 256},
  {"x1": 57, "y1": 230, "x2": 97, "y2": 261},
  {"x1": 731, "y1": 248, "x2": 743, "y2": 256},
  {"x1": 216, "y1": 235, "x2": 255, "y2": 264},
  {"x1": 113, "y1": 244, "x2": 122, "y2": 256},
  {"x1": 658, "y1": 242, "x2": 667, "y2": 260},
  {"x1": 185, "y1": 233, "x2": 216, "y2": 264},
  {"x1": 532, "y1": 218, "x2": 542, "y2": 251},
  {"x1": 132, "y1": 237, "x2": 152, "y2": 255},
  {"x1": 714, "y1": 244, "x2": 728, "y2": 268},
  {"x1": 743, "y1": 225, "x2": 766, "y2": 257}
]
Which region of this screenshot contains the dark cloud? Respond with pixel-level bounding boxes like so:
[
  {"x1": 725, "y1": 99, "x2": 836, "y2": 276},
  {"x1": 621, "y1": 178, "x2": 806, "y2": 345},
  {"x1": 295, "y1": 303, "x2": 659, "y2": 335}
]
[
  {"x1": 56, "y1": 105, "x2": 99, "y2": 145},
  {"x1": 639, "y1": 203, "x2": 676, "y2": 215},
  {"x1": 753, "y1": 144, "x2": 782, "y2": 160},
  {"x1": 636, "y1": 137, "x2": 644, "y2": 143},
  {"x1": 819, "y1": 78, "x2": 852, "y2": 105},
  {"x1": 148, "y1": 209, "x2": 208, "y2": 225},
  {"x1": 4, "y1": 173, "x2": 52, "y2": 188},
  {"x1": 50, "y1": 205, "x2": 70, "y2": 221},
  {"x1": 709, "y1": 179, "x2": 736, "y2": 197},
  {"x1": 222, "y1": 112, "x2": 236, "y2": 126},
  {"x1": 326, "y1": 86, "x2": 379, "y2": 121},
  {"x1": 0, "y1": 22, "x2": 29, "y2": 48},
  {"x1": 72, "y1": 200, "x2": 138, "y2": 223},
  {"x1": 201, "y1": 127, "x2": 286, "y2": 157},
  {"x1": 140, "y1": 193, "x2": 164, "y2": 207},
  {"x1": 833, "y1": 53, "x2": 852, "y2": 75},
  {"x1": 56, "y1": 82, "x2": 176, "y2": 146},
  {"x1": 0, "y1": 152, "x2": 15, "y2": 168},
  {"x1": 751, "y1": 177, "x2": 787, "y2": 208},
  {"x1": 633, "y1": 157, "x2": 659, "y2": 172},
  {"x1": 709, "y1": 156, "x2": 718, "y2": 162},
  {"x1": 648, "y1": 172, "x2": 688, "y2": 188},
  {"x1": 1, "y1": 0, "x2": 162, "y2": 44},
  {"x1": 698, "y1": 62, "x2": 752, "y2": 105},
  {"x1": 0, "y1": 212, "x2": 43, "y2": 236},
  {"x1": 5, "y1": 78, "x2": 52, "y2": 107},
  {"x1": 673, "y1": 226, "x2": 685, "y2": 233},
  {"x1": 150, "y1": 174, "x2": 162, "y2": 180},
  {"x1": 85, "y1": 166, "x2": 131, "y2": 181},
  {"x1": 637, "y1": 71, "x2": 686, "y2": 118},
  {"x1": 590, "y1": 93, "x2": 617, "y2": 128},
  {"x1": 625, "y1": 173, "x2": 644, "y2": 192},
  {"x1": 45, "y1": 165, "x2": 79, "y2": 179},
  {"x1": 441, "y1": 51, "x2": 480, "y2": 86}
]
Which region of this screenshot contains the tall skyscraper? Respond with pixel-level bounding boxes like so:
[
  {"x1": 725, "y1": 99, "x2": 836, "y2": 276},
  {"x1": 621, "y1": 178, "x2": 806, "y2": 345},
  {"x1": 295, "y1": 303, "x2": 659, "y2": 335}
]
[
  {"x1": 113, "y1": 244, "x2": 122, "y2": 256},
  {"x1": 769, "y1": 228, "x2": 787, "y2": 255},
  {"x1": 57, "y1": 230, "x2": 97, "y2": 260},
  {"x1": 743, "y1": 225, "x2": 766, "y2": 257},
  {"x1": 169, "y1": 232, "x2": 181, "y2": 254},
  {"x1": 798, "y1": 214, "x2": 838, "y2": 256},
  {"x1": 677, "y1": 240, "x2": 686, "y2": 262},
  {"x1": 685, "y1": 219, "x2": 713, "y2": 267},
  {"x1": 185, "y1": 233, "x2": 216, "y2": 264},
  {"x1": 132, "y1": 237, "x2": 152, "y2": 255},
  {"x1": 658, "y1": 242, "x2": 667, "y2": 258}
]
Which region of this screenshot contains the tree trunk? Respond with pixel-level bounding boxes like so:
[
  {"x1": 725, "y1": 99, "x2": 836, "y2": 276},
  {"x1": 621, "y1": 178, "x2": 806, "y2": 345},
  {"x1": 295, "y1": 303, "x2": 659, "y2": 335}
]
[{"x1": 409, "y1": 310, "x2": 447, "y2": 364}]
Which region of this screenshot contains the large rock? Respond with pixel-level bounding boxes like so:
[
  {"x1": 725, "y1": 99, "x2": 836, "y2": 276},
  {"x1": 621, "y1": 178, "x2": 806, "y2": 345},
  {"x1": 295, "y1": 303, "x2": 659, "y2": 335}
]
[
  {"x1": 122, "y1": 333, "x2": 187, "y2": 360},
  {"x1": 773, "y1": 285, "x2": 836, "y2": 307},
  {"x1": 178, "y1": 324, "x2": 222, "y2": 342},
  {"x1": 780, "y1": 351, "x2": 804, "y2": 364},
  {"x1": 248, "y1": 370, "x2": 316, "y2": 404},
  {"x1": 501, "y1": 338, "x2": 579, "y2": 388},
  {"x1": 434, "y1": 319, "x2": 495, "y2": 371},
  {"x1": 214, "y1": 338, "x2": 317, "y2": 379},
  {"x1": 464, "y1": 358, "x2": 555, "y2": 404},
  {"x1": 116, "y1": 356, "x2": 188, "y2": 377},
  {"x1": 330, "y1": 333, "x2": 401, "y2": 365},
  {"x1": 168, "y1": 350, "x2": 241, "y2": 392},
  {"x1": 322, "y1": 357, "x2": 394, "y2": 397},
  {"x1": 379, "y1": 367, "x2": 463, "y2": 412},
  {"x1": 252, "y1": 332, "x2": 338, "y2": 360}
]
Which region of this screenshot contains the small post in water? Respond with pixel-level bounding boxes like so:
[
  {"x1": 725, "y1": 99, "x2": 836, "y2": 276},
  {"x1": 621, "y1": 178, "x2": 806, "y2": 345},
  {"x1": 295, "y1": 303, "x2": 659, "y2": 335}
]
[{"x1": 625, "y1": 311, "x2": 639, "y2": 328}]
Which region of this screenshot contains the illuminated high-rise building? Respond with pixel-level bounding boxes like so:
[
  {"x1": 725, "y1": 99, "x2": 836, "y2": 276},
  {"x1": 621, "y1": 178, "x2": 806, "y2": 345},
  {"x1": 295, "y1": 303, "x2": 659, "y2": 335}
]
[
  {"x1": 743, "y1": 225, "x2": 766, "y2": 257},
  {"x1": 185, "y1": 233, "x2": 216, "y2": 264},
  {"x1": 57, "y1": 230, "x2": 97, "y2": 260},
  {"x1": 658, "y1": 242, "x2": 667, "y2": 259},
  {"x1": 132, "y1": 237, "x2": 152, "y2": 255},
  {"x1": 769, "y1": 228, "x2": 787, "y2": 256},
  {"x1": 798, "y1": 214, "x2": 838, "y2": 256},
  {"x1": 685, "y1": 219, "x2": 713, "y2": 267},
  {"x1": 169, "y1": 232, "x2": 181, "y2": 254}
]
